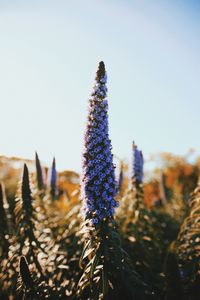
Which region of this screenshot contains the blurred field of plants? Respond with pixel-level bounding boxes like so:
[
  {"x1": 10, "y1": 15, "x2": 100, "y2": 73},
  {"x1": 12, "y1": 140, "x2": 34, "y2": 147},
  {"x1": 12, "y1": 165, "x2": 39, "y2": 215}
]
[
  {"x1": 1, "y1": 147, "x2": 200, "y2": 300},
  {"x1": 2, "y1": 150, "x2": 199, "y2": 209}
]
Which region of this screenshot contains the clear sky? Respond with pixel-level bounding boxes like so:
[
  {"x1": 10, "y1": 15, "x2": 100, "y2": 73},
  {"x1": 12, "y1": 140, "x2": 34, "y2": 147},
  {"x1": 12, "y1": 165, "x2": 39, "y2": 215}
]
[{"x1": 0, "y1": 0, "x2": 200, "y2": 172}]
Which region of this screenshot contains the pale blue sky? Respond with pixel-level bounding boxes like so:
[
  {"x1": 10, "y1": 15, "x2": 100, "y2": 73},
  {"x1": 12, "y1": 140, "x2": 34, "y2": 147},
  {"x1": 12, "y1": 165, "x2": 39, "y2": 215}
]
[{"x1": 0, "y1": 0, "x2": 199, "y2": 171}]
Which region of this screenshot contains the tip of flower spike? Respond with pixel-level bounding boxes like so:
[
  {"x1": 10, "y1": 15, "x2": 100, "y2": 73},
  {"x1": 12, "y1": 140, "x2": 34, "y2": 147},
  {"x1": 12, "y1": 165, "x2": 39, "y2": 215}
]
[
  {"x1": 35, "y1": 151, "x2": 40, "y2": 164},
  {"x1": 50, "y1": 157, "x2": 57, "y2": 199},
  {"x1": 132, "y1": 141, "x2": 136, "y2": 150},
  {"x1": 19, "y1": 256, "x2": 33, "y2": 288},
  {"x1": 0, "y1": 182, "x2": 3, "y2": 206},
  {"x1": 22, "y1": 164, "x2": 31, "y2": 200},
  {"x1": 52, "y1": 157, "x2": 56, "y2": 168},
  {"x1": 35, "y1": 152, "x2": 40, "y2": 169},
  {"x1": 19, "y1": 255, "x2": 28, "y2": 272},
  {"x1": 132, "y1": 143, "x2": 144, "y2": 184},
  {"x1": 96, "y1": 61, "x2": 106, "y2": 82},
  {"x1": 23, "y1": 163, "x2": 29, "y2": 181},
  {"x1": 35, "y1": 151, "x2": 44, "y2": 190},
  {"x1": 51, "y1": 157, "x2": 56, "y2": 174}
]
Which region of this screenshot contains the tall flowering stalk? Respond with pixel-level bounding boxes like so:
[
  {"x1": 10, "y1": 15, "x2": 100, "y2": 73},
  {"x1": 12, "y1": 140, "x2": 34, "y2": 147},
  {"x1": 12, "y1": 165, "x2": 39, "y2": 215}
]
[
  {"x1": 78, "y1": 62, "x2": 148, "y2": 300},
  {"x1": 14, "y1": 164, "x2": 45, "y2": 278},
  {"x1": 121, "y1": 142, "x2": 144, "y2": 222},
  {"x1": 119, "y1": 143, "x2": 163, "y2": 296},
  {"x1": 120, "y1": 142, "x2": 145, "y2": 224},
  {"x1": 175, "y1": 181, "x2": 200, "y2": 298},
  {"x1": 82, "y1": 61, "x2": 118, "y2": 226},
  {"x1": 131, "y1": 142, "x2": 145, "y2": 213},
  {"x1": 132, "y1": 142, "x2": 144, "y2": 185}
]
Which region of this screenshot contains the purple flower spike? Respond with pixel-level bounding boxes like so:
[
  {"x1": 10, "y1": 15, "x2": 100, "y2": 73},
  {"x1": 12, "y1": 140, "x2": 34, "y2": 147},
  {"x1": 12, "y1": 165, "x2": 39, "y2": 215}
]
[
  {"x1": 132, "y1": 142, "x2": 144, "y2": 184},
  {"x1": 50, "y1": 157, "x2": 57, "y2": 199},
  {"x1": 81, "y1": 61, "x2": 118, "y2": 226}
]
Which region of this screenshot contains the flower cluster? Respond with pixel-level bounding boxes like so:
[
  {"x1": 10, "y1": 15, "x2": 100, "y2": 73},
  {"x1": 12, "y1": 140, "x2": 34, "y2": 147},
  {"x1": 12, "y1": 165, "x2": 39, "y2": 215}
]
[
  {"x1": 82, "y1": 61, "x2": 118, "y2": 225},
  {"x1": 132, "y1": 142, "x2": 144, "y2": 184}
]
